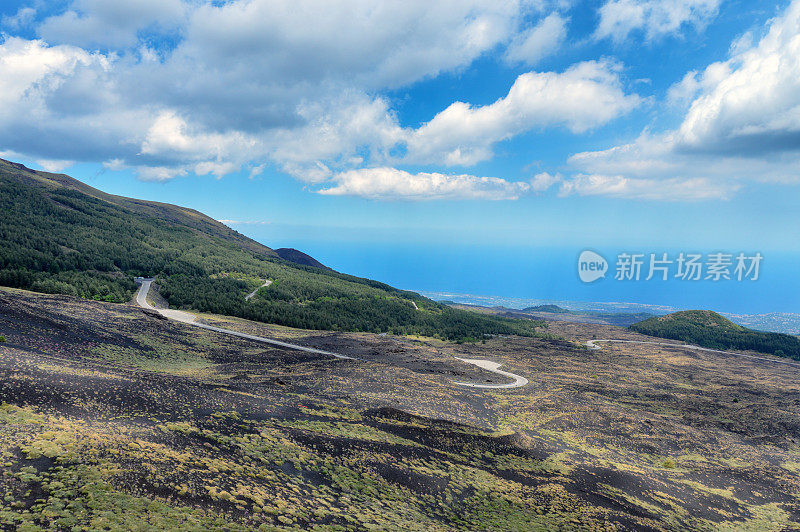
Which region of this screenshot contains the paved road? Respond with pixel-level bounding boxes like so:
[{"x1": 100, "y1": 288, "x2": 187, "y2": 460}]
[
  {"x1": 245, "y1": 280, "x2": 273, "y2": 301},
  {"x1": 586, "y1": 339, "x2": 800, "y2": 369},
  {"x1": 135, "y1": 279, "x2": 353, "y2": 359},
  {"x1": 452, "y1": 358, "x2": 529, "y2": 389},
  {"x1": 134, "y1": 278, "x2": 530, "y2": 386}
]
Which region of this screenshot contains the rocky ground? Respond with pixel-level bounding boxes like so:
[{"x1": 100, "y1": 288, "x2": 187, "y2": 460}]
[{"x1": 0, "y1": 286, "x2": 799, "y2": 530}]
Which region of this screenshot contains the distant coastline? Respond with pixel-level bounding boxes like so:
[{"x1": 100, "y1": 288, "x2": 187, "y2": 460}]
[{"x1": 418, "y1": 290, "x2": 800, "y2": 335}]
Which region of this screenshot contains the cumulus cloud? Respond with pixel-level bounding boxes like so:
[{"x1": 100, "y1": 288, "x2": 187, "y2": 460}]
[
  {"x1": 0, "y1": 38, "x2": 155, "y2": 166},
  {"x1": 0, "y1": 37, "x2": 159, "y2": 166},
  {"x1": 174, "y1": 0, "x2": 526, "y2": 91},
  {"x1": 36, "y1": 159, "x2": 75, "y2": 172},
  {"x1": 265, "y1": 95, "x2": 404, "y2": 182},
  {"x1": 0, "y1": 37, "x2": 96, "y2": 111},
  {"x1": 0, "y1": 0, "x2": 648, "y2": 198},
  {"x1": 3, "y1": 0, "x2": 577, "y2": 189},
  {"x1": 594, "y1": 0, "x2": 721, "y2": 42},
  {"x1": 567, "y1": 0, "x2": 800, "y2": 200},
  {"x1": 529, "y1": 172, "x2": 562, "y2": 192},
  {"x1": 139, "y1": 111, "x2": 258, "y2": 165},
  {"x1": 317, "y1": 167, "x2": 533, "y2": 200},
  {"x1": 405, "y1": 61, "x2": 641, "y2": 166},
  {"x1": 504, "y1": 13, "x2": 568, "y2": 66},
  {"x1": 18, "y1": 0, "x2": 760, "y2": 203},
  {"x1": 674, "y1": 1, "x2": 800, "y2": 156},
  {"x1": 38, "y1": 0, "x2": 187, "y2": 49},
  {"x1": 9, "y1": 0, "x2": 793, "y2": 204}
]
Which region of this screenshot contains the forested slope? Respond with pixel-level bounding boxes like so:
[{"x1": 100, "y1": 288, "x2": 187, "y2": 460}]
[
  {"x1": 0, "y1": 159, "x2": 543, "y2": 340},
  {"x1": 631, "y1": 310, "x2": 800, "y2": 359}
]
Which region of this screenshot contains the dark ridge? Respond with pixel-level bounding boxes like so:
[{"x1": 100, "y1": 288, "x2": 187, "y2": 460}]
[
  {"x1": 275, "y1": 248, "x2": 333, "y2": 271},
  {"x1": 0, "y1": 158, "x2": 35, "y2": 173}
]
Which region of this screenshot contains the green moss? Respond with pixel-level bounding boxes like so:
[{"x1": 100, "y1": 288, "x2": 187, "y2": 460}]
[
  {"x1": 91, "y1": 343, "x2": 212, "y2": 375},
  {"x1": 0, "y1": 404, "x2": 45, "y2": 425},
  {"x1": 716, "y1": 503, "x2": 790, "y2": 531}
]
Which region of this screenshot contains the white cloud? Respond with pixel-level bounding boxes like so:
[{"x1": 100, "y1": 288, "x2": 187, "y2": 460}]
[
  {"x1": 318, "y1": 167, "x2": 533, "y2": 200},
  {"x1": 0, "y1": 37, "x2": 164, "y2": 165},
  {"x1": 11, "y1": 1, "x2": 763, "y2": 204},
  {"x1": 2, "y1": 0, "x2": 559, "y2": 187},
  {"x1": 0, "y1": 25, "x2": 641, "y2": 190},
  {"x1": 504, "y1": 13, "x2": 568, "y2": 66},
  {"x1": 194, "y1": 161, "x2": 240, "y2": 178},
  {"x1": 218, "y1": 220, "x2": 269, "y2": 226},
  {"x1": 140, "y1": 111, "x2": 257, "y2": 164},
  {"x1": 567, "y1": 0, "x2": 800, "y2": 200},
  {"x1": 38, "y1": 0, "x2": 187, "y2": 49},
  {"x1": 109, "y1": 57, "x2": 642, "y2": 186},
  {"x1": 529, "y1": 172, "x2": 562, "y2": 192},
  {"x1": 0, "y1": 38, "x2": 95, "y2": 112},
  {"x1": 265, "y1": 95, "x2": 404, "y2": 182},
  {"x1": 666, "y1": 70, "x2": 702, "y2": 106},
  {"x1": 404, "y1": 61, "x2": 641, "y2": 166},
  {"x1": 594, "y1": 0, "x2": 721, "y2": 42},
  {"x1": 136, "y1": 166, "x2": 187, "y2": 182},
  {"x1": 177, "y1": 0, "x2": 527, "y2": 90},
  {"x1": 2, "y1": 7, "x2": 36, "y2": 30},
  {"x1": 559, "y1": 174, "x2": 739, "y2": 200},
  {"x1": 675, "y1": 0, "x2": 800, "y2": 155},
  {"x1": 729, "y1": 30, "x2": 754, "y2": 57},
  {"x1": 570, "y1": 131, "x2": 800, "y2": 186},
  {"x1": 35, "y1": 159, "x2": 75, "y2": 172}
]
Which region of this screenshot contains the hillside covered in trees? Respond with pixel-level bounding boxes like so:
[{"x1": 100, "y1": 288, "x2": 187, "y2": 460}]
[
  {"x1": 0, "y1": 159, "x2": 543, "y2": 340},
  {"x1": 630, "y1": 310, "x2": 800, "y2": 359}
]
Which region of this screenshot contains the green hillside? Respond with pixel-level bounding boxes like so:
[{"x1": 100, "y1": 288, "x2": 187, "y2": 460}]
[
  {"x1": 0, "y1": 158, "x2": 543, "y2": 340},
  {"x1": 631, "y1": 310, "x2": 800, "y2": 359}
]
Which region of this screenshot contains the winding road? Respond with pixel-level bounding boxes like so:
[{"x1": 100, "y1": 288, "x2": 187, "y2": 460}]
[
  {"x1": 136, "y1": 281, "x2": 795, "y2": 388},
  {"x1": 586, "y1": 339, "x2": 800, "y2": 369},
  {"x1": 452, "y1": 358, "x2": 529, "y2": 389},
  {"x1": 245, "y1": 280, "x2": 273, "y2": 301},
  {"x1": 134, "y1": 278, "x2": 531, "y2": 387},
  {"x1": 135, "y1": 279, "x2": 353, "y2": 359}
]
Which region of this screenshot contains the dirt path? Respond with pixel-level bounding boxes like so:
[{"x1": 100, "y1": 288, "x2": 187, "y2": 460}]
[{"x1": 586, "y1": 339, "x2": 800, "y2": 368}]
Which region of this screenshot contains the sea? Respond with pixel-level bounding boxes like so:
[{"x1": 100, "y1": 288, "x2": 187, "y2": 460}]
[{"x1": 268, "y1": 241, "x2": 800, "y2": 334}]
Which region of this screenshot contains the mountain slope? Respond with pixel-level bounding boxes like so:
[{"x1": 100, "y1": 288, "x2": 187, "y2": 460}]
[
  {"x1": 0, "y1": 159, "x2": 543, "y2": 340},
  {"x1": 2, "y1": 159, "x2": 277, "y2": 260},
  {"x1": 631, "y1": 310, "x2": 800, "y2": 359}
]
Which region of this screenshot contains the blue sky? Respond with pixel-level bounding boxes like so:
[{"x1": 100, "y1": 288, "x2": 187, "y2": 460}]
[{"x1": 1, "y1": 0, "x2": 799, "y2": 284}]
